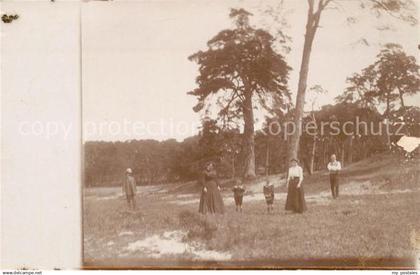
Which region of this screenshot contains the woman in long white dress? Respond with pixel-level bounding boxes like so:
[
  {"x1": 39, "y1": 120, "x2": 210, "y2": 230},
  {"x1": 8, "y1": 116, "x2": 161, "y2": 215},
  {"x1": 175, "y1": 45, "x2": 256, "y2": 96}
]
[{"x1": 285, "y1": 159, "x2": 307, "y2": 213}]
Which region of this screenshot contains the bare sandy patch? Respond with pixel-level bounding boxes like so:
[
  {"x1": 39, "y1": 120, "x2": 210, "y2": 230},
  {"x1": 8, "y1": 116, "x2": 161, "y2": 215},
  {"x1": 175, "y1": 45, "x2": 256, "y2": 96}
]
[{"x1": 123, "y1": 230, "x2": 231, "y2": 261}]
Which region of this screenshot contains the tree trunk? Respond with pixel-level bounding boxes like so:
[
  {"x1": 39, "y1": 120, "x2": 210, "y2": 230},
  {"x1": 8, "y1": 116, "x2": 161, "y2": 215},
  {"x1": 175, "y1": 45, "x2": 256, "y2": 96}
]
[
  {"x1": 309, "y1": 113, "x2": 317, "y2": 174},
  {"x1": 242, "y1": 92, "x2": 256, "y2": 179},
  {"x1": 347, "y1": 135, "x2": 353, "y2": 164},
  {"x1": 362, "y1": 139, "x2": 368, "y2": 159},
  {"x1": 398, "y1": 88, "x2": 405, "y2": 109},
  {"x1": 265, "y1": 140, "x2": 270, "y2": 176},
  {"x1": 386, "y1": 91, "x2": 391, "y2": 115},
  {"x1": 385, "y1": 94, "x2": 391, "y2": 148},
  {"x1": 287, "y1": 2, "x2": 322, "y2": 162},
  {"x1": 321, "y1": 139, "x2": 327, "y2": 169},
  {"x1": 385, "y1": 119, "x2": 391, "y2": 149},
  {"x1": 231, "y1": 155, "x2": 235, "y2": 179},
  {"x1": 309, "y1": 139, "x2": 316, "y2": 174}
]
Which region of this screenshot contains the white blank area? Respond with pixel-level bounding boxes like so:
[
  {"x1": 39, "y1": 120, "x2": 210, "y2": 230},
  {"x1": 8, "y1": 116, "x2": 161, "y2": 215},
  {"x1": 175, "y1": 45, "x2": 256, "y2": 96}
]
[{"x1": 1, "y1": 1, "x2": 81, "y2": 269}]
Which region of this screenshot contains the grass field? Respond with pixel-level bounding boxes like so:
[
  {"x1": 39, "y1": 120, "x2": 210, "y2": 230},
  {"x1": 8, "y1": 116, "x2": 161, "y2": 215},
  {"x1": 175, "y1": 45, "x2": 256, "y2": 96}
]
[{"x1": 83, "y1": 153, "x2": 420, "y2": 268}]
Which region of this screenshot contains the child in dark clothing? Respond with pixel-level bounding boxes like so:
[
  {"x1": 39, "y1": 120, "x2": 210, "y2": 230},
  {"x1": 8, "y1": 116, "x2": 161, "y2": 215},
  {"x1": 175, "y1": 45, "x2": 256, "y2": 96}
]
[
  {"x1": 263, "y1": 180, "x2": 274, "y2": 213},
  {"x1": 232, "y1": 180, "x2": 245, "y2": 212}
]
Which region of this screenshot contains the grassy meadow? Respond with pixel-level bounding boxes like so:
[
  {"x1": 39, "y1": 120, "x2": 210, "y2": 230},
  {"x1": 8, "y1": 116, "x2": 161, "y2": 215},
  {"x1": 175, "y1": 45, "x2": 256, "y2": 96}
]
[{"x1": 83, "y1": 153, "x2": 420, "y2": 268}]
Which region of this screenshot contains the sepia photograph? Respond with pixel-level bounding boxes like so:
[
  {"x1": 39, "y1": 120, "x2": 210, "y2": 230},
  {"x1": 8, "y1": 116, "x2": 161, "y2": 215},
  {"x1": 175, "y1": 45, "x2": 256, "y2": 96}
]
[
  {"x1": 77, "y1": 0, "x2": 420, "y2": 270},
  {"x1": 81, "y1": 0, "x2": 420, "y2": 269},
  {"x1": 4, "y1": 0, "x2": 420, "y2": 272}
]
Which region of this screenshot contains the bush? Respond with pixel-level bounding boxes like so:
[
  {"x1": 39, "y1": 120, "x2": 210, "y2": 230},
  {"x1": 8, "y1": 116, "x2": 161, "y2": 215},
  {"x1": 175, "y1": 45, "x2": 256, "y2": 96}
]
[{"x1": 178, "y1": 210, "x2": 217, "y2": 240}]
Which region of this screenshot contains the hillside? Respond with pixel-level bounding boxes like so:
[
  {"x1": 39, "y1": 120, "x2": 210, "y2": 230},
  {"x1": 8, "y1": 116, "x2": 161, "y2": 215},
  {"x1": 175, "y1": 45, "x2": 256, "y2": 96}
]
[
  {"x1": 83, "y1": 153, "x2": 419, "y2": 268},
  {"x1": 148, "y1": 152, "x2": 419, "y2": 196}
]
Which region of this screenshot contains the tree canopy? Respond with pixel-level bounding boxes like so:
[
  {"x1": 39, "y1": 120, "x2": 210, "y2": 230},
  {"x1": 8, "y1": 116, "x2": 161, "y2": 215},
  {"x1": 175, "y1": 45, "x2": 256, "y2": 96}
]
[
  {"x1": 339, "y1": 44, "x2": 420, "y2": 113},
  {"x1": 188, "y1": 8, "x2": 291, "y2": 178}
]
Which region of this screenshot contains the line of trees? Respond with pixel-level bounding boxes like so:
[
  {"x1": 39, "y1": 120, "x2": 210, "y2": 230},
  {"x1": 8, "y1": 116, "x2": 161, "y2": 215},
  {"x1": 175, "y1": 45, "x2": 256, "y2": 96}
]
[
  {"x1": 84, "y1": 102, "x2": 419, "y2": 187},
  {"x1": 187, "y1": 4, "x2": 419, "y2": 178},
  {"x1": 259, "y1": 0, "x2": 418, "y2": 167}
]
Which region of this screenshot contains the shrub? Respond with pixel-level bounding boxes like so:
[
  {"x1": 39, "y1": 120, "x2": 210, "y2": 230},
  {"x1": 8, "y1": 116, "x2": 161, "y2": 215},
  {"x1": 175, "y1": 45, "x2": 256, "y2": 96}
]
[{"x1": 178, "y1": 210, "x2": 217, "y2": 240}]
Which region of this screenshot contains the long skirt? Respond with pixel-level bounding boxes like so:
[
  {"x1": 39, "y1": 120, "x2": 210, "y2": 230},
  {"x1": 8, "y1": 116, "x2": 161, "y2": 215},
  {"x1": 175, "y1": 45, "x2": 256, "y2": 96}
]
[
  {"x1": 285, "y1": 177, "x2": 307, "y2": 213},
  {"x1": 199, "y1": 180, "x2": 225, "y2": 214}
]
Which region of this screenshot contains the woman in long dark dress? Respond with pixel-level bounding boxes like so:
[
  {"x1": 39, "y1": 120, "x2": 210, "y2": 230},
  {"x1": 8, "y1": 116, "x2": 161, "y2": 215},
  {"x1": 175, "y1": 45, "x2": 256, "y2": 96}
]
[
  {"x1": 285, "y1": 159, "x2": 307, "y2": 213},
  {"x1": 198, "y1": 162, "x2": 225, "y2": 214}
]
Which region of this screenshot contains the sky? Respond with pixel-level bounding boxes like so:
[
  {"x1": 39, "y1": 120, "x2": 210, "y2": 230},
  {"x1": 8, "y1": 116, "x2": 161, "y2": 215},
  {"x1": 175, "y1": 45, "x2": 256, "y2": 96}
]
[{"x1": 82, "y1": 0, "x2": 419, "y2": 142}]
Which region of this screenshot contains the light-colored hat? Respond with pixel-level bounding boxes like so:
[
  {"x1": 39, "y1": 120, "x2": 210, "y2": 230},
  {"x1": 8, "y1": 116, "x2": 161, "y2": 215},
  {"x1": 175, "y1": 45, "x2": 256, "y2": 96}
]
[{"x1": 126, "y1": 168, "x2": 132, "y2": 174}]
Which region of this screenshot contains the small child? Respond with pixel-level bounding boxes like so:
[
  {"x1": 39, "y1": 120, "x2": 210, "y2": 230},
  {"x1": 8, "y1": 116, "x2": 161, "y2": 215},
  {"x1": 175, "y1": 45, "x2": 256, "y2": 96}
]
[
  {"x1": 263, "y1": 180, "x2": 274, "y2": 213},
  {"x1": 232, "y1": 180, "x2": 246, "y2": 212}
]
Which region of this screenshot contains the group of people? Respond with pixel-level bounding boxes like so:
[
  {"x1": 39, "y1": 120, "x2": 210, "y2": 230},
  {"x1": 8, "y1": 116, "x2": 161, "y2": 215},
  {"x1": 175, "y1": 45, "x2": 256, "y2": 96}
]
[
  {"x1": 197, "y1": 154, "x2": 342, "y2": 215},
  {"x1": 121, "y1": 154, "x2": 342, "y2": 214}
]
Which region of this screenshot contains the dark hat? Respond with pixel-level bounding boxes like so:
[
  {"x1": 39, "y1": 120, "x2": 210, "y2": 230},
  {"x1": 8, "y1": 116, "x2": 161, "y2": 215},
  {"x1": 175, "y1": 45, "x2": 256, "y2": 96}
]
[{"x1": 290, "y1": 158, "x2": 299, "y2": 163}]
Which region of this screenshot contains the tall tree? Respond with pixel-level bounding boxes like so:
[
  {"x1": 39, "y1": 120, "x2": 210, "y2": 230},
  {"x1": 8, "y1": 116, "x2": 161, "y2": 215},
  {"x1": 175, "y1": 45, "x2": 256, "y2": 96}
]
[
  {"x1": 306, "y1": 85, "x2": 327, "y2": 174},
  {"x1": 338, "y1": 65, "x2": 379, "y2": 109},
  {"x1": 284, "y1": 0, "x2": 417, "y2": 162},
  {"x1": 188, "y1": 8, "x2": 291, "y2": 179},
  {"x1": 341, "y1": 44, "x2": 420, "y2": 147},
  {"x1": 375, "y1": 43, "x2": 420, "y2": 110}
]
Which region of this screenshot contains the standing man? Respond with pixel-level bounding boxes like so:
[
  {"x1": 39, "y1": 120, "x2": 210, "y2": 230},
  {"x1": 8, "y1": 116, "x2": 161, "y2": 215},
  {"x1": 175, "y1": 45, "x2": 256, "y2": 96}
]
[
  {"x1": 327, "y1": 154, "x2": 341, "y2": 199},
  {"x1": 123, "y1": 168, "x2": 137, "y2": 210}
]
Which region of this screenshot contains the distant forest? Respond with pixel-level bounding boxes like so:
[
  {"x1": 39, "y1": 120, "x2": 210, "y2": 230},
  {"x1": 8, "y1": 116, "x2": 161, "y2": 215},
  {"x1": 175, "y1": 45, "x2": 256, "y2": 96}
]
[{"x1": 84, "y1": 104, "x2": 420, "y2": 187}]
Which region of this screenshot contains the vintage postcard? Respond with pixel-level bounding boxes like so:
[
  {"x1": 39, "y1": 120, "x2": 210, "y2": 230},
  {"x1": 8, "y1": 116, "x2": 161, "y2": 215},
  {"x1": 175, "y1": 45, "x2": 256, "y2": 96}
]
[{"x1": 80, "y1": 0, "x2": 420, "y2": 269}]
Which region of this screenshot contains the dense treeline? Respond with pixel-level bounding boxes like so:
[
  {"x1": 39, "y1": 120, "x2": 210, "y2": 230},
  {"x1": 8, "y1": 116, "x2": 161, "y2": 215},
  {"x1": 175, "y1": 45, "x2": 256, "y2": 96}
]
[{"x1": 84, "y1": 104, "x2": 419, "y2": 187}]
